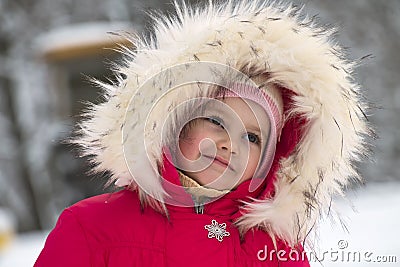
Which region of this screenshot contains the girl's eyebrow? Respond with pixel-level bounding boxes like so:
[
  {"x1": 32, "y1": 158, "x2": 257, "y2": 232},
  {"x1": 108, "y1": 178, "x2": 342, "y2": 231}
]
[
  {"x1": 204, "y1": 104, "x2": 227, "y2": 117},
  {"x1": 205, "y1": 104, "x2": 263, "y2": 134},
  {"x1": 246, "y1": 125, "x2": 262, "y2": 134}
]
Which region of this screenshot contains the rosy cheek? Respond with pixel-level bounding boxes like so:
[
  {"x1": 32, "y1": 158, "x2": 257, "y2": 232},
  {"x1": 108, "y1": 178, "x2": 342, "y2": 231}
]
[
  {"x1": 248, "y1": 150, "x2": 261, "y2": 172},
  {"x1": 179, "y1": 135, "x2": 205, "y2": 161},
  {"x1": 179, "y1": 140, "x2": 195, "y2": 160}
]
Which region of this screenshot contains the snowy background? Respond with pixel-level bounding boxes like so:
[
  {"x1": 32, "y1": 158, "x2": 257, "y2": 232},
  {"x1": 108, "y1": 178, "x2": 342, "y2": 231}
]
[{"x1": 0, "y1": 0, "x2": 399, "y2": 266}]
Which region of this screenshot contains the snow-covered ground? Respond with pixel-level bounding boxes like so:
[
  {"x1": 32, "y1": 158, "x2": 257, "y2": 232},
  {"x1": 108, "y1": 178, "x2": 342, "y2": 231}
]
[
  {"x1": 0, "y1": 182, "x2": 399, "y2": 267},
  {"x1": 307, "y1": 182, "x2": 400, "y2": 267},
  {"x1": 0, "y1": 231, "x2": 48, "y2": 267}
]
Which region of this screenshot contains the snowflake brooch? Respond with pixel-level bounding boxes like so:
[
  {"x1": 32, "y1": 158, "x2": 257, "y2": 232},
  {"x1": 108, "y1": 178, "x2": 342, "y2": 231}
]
[{"x1": 204, "y1": 219, "x2": 230, "y2": 242}]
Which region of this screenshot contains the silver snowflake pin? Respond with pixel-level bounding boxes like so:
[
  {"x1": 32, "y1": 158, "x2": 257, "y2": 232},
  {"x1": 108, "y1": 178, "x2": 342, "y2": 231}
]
[{"x1": 204, "y1": 219, "x2": 230, "y2": 242}]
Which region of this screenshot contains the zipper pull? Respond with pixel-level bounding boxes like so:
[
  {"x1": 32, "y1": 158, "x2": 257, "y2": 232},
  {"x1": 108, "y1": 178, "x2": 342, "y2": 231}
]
[{"x1": 194, "y1": 202, "x2": 204, "y2": 214}]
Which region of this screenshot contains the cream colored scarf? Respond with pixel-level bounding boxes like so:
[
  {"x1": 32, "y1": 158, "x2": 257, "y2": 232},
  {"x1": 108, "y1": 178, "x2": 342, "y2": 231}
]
[{"x1": 177, "y1": 170, "x2": 230, "y2": 205}]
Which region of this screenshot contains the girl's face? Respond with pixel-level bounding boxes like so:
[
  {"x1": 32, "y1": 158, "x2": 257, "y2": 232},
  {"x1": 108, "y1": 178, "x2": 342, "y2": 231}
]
[{"x1": 176, "y1": 97, "x2": 270, "y2": 190}]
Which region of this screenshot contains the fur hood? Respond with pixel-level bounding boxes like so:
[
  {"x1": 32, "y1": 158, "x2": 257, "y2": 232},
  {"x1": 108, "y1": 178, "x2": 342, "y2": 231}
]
[{"x1": 74, "y1": 1, "x2": 372, "y2": 246}]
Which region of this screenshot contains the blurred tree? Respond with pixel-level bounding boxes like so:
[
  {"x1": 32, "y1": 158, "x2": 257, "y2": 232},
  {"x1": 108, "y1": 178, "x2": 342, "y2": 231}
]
[{"x1": 0, "y1": 0, "x2": 196, "y2": 231}]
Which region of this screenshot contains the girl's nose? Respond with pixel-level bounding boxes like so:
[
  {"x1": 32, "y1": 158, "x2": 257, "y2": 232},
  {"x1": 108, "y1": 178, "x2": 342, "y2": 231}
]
[{"x1": 217, "y1": 132, "x2": 237, "y2": 154}]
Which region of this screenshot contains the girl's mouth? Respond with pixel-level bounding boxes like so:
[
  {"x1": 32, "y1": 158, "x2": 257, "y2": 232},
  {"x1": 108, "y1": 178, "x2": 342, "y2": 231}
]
[{"x1": 204, "y1": 155, "x2": 234, "y2": 171}]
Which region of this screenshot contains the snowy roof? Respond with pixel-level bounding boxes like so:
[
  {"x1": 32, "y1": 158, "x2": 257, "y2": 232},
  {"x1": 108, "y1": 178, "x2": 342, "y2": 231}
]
[{"x1": 35, "y1": 22, "x2": 134, "y2": 61}]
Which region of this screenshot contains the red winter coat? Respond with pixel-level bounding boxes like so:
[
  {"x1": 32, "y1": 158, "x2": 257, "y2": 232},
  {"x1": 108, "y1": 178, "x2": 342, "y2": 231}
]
[{"x1": 35, "y1": 155, "x2": 310, "y2": 267}]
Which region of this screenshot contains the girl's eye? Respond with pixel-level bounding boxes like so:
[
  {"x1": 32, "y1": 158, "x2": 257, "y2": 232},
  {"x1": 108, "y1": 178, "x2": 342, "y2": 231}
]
[
  {"x1": 245, "y1": 133, "x2": 261, "y2": 144},
  {"x1": 206, "y1": 117, "x2": 224, "y2": 129}
]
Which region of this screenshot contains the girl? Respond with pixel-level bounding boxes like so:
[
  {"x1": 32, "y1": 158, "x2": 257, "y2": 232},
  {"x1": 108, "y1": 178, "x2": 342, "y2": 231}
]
[{"x1": 35, "y1": 1, "x2": 372, "y2": 266}]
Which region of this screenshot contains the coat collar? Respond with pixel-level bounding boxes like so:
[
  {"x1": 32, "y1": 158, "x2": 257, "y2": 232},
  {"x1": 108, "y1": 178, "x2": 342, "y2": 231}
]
[{"x1": 160, "y1": 152, "x2": 265, "y2": 219}]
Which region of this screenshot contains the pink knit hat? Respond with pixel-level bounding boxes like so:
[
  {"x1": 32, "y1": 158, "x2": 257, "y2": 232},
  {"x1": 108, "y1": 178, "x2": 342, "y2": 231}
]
[{"x1": 216, "y1": 81, "x2": 284, "y2": 184}]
